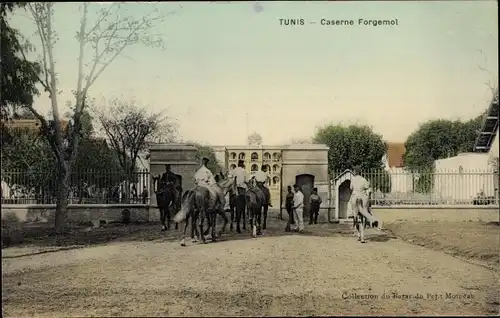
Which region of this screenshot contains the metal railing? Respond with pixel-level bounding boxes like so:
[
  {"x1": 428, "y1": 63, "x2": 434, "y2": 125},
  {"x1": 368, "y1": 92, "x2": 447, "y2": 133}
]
[
  {"x1": 1, "y1": 169, "x2": 151, "y2": 205},
  {"x1": 329, "y1": 169, "x2": 499, "y2": 206}
]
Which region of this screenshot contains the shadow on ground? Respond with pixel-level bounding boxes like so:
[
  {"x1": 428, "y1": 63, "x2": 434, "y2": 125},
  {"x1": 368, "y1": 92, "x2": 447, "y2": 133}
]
[{"x1": 1, "y1": 214, "x2": 394, "y2": 251}]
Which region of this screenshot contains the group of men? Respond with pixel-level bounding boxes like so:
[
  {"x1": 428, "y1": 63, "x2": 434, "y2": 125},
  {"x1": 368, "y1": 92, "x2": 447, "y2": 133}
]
[
  {"x1": 194, "y1": 157, "x2": 272, "y2": 211},
  {"x1": 162, "y1": 158, "x2": 380, "y2": 233}
]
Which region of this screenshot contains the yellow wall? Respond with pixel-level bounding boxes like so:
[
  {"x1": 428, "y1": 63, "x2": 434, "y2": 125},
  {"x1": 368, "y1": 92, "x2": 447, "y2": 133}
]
[{"x1": 227, "y1": 148, "x2": 282, "y2": 207}]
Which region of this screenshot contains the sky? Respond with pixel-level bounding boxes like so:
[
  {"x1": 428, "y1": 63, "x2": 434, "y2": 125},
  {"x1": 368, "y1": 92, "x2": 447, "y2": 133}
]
[{"x1": 10, "y1": 1, "x2": 499, "y2": 146}]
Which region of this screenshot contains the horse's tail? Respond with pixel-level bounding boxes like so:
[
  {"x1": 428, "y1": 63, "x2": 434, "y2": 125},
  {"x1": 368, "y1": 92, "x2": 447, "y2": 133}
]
[{"x1": 173, "y1": 189, "x2": 195, "y2": 223}]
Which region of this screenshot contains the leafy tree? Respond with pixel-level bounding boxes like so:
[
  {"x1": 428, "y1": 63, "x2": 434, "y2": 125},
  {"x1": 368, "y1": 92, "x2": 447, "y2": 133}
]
[
  {"x1": 313, "y1": 124, "x2": 391, "y2": 193},
  {"x1": 0, "y1": 3, "x2": 41, "y2": 118},
  {"x1": 8, "y1": 3, "x2": 178, "y2": 232},
  {"x1": 95, "y1": 97, "x2": 177, "y2": 178},
  {"x1": 403, "y1": 113, "x2": 485, "y2": 193},
  {"x1": 2, "y1": 127, "x2": 124, "y2": 203},
  {"x1": 403, "y1": 113, "x2": 485, "y2": 172}
]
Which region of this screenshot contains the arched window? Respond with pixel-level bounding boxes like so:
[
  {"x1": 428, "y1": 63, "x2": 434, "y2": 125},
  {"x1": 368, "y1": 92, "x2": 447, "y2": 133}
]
[
  {"x1": 238, "y1": 152, "x2": 246, "y2": 160},
  {"x1": 266, "y1": 176, "x2": 272, "y2": 185},
  {"x1": 251, "y1": 152, "x2": 259, "y2": 161},
  {"x1": 229, "y1": 164, "x2": 236, "y2": 170},
  {"x1": 273, "y1": 164, "x2": 280, "y2": 173},
  {"x1": 263, "y1": 164, "x2": 271, "y2": 172},
  {"x1": 251, "y1": 164, "x2": 259, "y2": 172},
  {"x1": 272, "y1": 152, "x2": 281, "y2": 161},
  {"x1": 272, "y1": 176, "x2": 280, "y2": 185},
  {"x1": 263, "y1": 152, "x2": 271, "y2": 160},
  {"x1": 230, "y1": 152, "x2": 237, "y2": 160}
]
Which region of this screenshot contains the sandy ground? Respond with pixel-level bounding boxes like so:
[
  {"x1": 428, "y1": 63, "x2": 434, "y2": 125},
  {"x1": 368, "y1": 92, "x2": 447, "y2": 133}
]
[{"x1": 2, "y1": 219, "x2": 499, "y2": 317}]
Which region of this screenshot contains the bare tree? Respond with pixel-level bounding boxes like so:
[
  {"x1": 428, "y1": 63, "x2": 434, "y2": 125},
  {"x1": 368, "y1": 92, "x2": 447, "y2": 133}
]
[
  {"x1": 95, "y1": 96, "x2": 177, "y2": 177},
  {"x1": 14, "y1": 2, "x2": 179, "y2": 232},
  {"x1": 477, "y1": 48, "x2": 499, "y2": 104}
]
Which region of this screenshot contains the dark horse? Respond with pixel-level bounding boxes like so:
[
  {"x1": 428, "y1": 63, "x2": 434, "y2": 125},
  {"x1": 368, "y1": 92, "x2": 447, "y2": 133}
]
[
  {"x1": 152, "y1": 175, "x2": 181, "y2": 231},
  {"x1": 233, "y1": 178, "x2": 265, "y2": 237},
  {"x1": 246, "y1": 178, "x2": 266, "y2": 237}
]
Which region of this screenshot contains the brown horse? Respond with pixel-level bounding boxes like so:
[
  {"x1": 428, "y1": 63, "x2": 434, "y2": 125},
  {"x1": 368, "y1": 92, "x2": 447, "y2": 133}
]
[{"x1": 245, "y1": 178, "x2": 266, "y2": 237}]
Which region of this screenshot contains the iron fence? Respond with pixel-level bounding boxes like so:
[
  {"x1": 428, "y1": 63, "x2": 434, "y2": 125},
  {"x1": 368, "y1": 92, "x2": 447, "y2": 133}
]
[
  {"x1": 329, "y1": 169, "x2": 499, "y2": 206},
  {"x1": 1, "y1": 169, "x2": 151, "y2": 205}
]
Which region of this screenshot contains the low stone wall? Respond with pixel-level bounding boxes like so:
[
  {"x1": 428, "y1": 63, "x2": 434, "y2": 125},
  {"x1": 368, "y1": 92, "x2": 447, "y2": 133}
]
[
  {"x1": 372, "y1": 205, "x2": 499, "y2": 223},
  {"x1": 1, "y1": 204, "x2": 151, "y2": 226},
  {"x1": 276, "y1": 205, "x2": 499, "y2": 224}
]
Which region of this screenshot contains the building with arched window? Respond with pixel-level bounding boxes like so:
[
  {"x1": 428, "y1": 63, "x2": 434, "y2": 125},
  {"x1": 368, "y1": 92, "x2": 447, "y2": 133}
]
[{"x1": 212, "y1": 144, "x2": 329, "y2": 211}]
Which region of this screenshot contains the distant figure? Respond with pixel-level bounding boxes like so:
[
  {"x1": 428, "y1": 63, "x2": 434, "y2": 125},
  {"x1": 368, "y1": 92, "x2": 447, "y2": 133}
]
[
  {"x1": 291, "y1": 184, "x2": 304, "y2": 233},
  {"x1": 309, "y1": 187, "x2": 322, "y2": 224},
  {"x1": 284, "y1": 185, "x2": 295, "y2": 231},
  {"x1": 254, "y1": 165, "x2": 272, "y2": 229}
]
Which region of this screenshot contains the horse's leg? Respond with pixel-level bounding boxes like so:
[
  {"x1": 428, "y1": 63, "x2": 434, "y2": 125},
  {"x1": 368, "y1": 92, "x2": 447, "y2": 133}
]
[
  {"x1": 211, "y1": 210, "x2": 217, "y2": 242},
  {"x1": 262, "y1": 203, "x2": 268, "y2": 230},
  {"x1": 242, "y1": 202, "x2": 247, "y2": 230},
  {"x1": 203, "y1": 210, "x2": 212, "y2": 236},
  {"x1": 181, "y1": 212, "x2": 190, "y2": 247},
  {"x1": 235, "y1": 199, "x2": 242, "y2": 233},
  {"x1": 257, "y1": 206, "x2": 263, "y2": 235},
  {"x1": 359, "y1": 215, "x2": 366, "y2": 243},
  {"x1": 218, "y1": 208, "x2": 229, "y2": 237},
  {"x1": 192, "y1": 210, "x2": 200, "y2": 243},
  {"x1": 198, "y1": 208, "x2": 207, "y2": 244},
  {"x1": 175, "y1": 199, "x2": 180, "y2": 230},
  {"x1": 230, "y1": 206, "x2": 234, "y2": 232},
  {"x1": 165, "y1": 203, "x2": 171, "y2": 231},
  {"x1": 251, "y1": 207, "x2": 257, "y2": 238},
  {"x1": 160, "y1": 205, "x2": 167, "y2": 231}
]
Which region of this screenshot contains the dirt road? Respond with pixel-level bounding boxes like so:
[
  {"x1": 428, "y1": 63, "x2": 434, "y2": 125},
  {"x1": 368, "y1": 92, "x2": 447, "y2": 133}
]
[{"x1": 2, "y1": 231, "x2": 499, "y2": 316}]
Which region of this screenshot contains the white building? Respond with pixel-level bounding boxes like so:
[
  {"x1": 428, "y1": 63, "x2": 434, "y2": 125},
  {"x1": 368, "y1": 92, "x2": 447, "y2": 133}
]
[
  {"x1": 383, "y1": 142, "x2": 414, "y2": 193},
  {"x1": 433, "y1": 91, "x2": 499, "y2": 203},
  {"x1": 433, "y1": 153, "x2": 495, "y2": 202}
]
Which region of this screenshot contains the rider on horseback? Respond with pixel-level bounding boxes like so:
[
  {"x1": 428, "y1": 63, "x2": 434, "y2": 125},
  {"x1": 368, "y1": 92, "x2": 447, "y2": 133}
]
[
  {"x1": 194, "y1": 157, "x2": 224, "y2": 210},
  {"x1": 350, "y1": 166, "x2": 380, "y2": 229},
  {"x1": 160, "y1": 164, "x2": 179, "y2": 197},
  {"x1": 253, "y1": 165, "x2": 272, "y2": 207}
]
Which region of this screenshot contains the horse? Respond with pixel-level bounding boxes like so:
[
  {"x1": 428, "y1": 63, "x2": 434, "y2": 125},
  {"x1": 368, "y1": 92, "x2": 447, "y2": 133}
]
[
  {"x1": 245, "y1": 178, "x2": 266, "y2": 238},
  {"x1": 178, "y1": 189, "x2": 203, "y2": 246},
  {"x1": 233, "y1": 181, "x2": 249, "y2": 234},
  {"x1": 152, "y1": 175, "x2": 180, "y2": 231},
  {"x1": 228, "y1": 188, "x2": 238, "y2": 231},
  {"x1": 200, "y1": 175, "x2": 235, "y2": 240},
  {"x1": 174, "y1": 175, "x2": 235, "y2": 244}
]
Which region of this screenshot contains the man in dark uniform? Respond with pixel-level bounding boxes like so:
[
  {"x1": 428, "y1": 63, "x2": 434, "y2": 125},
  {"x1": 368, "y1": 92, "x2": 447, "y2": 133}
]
[{"x1": 160, "y1": 164, "x2": 181, "y2": 208}]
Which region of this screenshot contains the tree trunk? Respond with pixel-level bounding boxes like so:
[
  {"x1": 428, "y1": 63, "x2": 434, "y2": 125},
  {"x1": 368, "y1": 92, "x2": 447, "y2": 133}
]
[{"x1": 54, "y1": 168, "x2": 70, "y2": 234}]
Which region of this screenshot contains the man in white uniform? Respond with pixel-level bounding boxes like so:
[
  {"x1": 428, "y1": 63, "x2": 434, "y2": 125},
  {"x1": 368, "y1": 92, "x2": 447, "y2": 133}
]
[
  {"x1": 194, "y1": 157, "x2": 223, "y2": 208},
  {"x1": 232, "y1": 160, "x2": 248, "y2": 192},
  {"x1": 291, "y1": 184, "x2": 305, "y2": 233},
  {"x1": 349, "y1": 166, "x2": 380, "y2": 228}
]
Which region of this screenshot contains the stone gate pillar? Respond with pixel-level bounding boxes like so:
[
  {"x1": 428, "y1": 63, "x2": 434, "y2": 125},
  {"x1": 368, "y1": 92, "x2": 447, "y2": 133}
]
[{"x1": 148, "y1": 144, "x2": 198, "y2": 217}]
